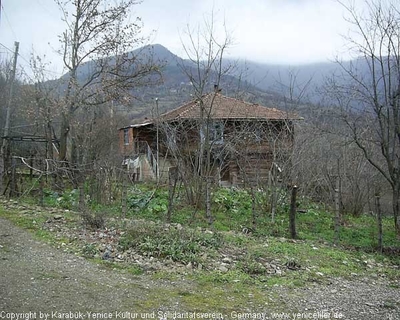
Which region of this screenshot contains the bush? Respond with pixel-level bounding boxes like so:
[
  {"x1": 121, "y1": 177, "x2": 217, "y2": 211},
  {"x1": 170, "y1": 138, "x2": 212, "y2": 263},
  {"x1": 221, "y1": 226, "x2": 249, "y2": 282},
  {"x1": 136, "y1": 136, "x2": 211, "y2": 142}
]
[
  {"x1": 43, "y1": 188, "x2": 79, "y2": 209},
  {"x1": 119, "y1": 222, "x2": 223, "y2": 264},
  {"x1": 81, "y1": 210, "x2": 105, "y2": 229},
  {"x1": 127, "y1": 188, "x2": 169, "y2": 218},
  {"x1": 238, "y1": 260, "x2": 267, "y2": 275},
  {"x1": 213, "y1": 188, "x2": 252, "y2": 214}
]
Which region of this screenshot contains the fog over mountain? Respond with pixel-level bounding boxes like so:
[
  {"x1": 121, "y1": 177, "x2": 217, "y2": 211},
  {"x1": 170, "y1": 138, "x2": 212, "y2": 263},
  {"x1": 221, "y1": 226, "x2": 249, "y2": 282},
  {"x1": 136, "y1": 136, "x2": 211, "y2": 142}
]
[{"x1": 52, "y1": 44, "x2": 373, "y2": 120}]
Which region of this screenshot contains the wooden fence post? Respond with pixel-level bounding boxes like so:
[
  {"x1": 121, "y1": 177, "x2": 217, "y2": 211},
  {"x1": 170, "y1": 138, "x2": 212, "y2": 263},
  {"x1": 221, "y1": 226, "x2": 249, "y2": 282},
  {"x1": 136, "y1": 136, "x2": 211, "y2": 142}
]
[
  {"x1": 39, "y1": 159, "x2": 44, "y2": 207},
  {"x1": 289, "y1": 185, "x2": 298, "y2": 239},
  {"x1": 10, "y1": 157, "x2": 17, "y2": 197},
  {"x1": 121, "y1": 171, "x2": 128, "y2": 219},
  {"x1": 375, "y1": 193, "x2": 383, "y2": 253},
  {"x1": 334, "y1": 177, "x2": 341, "y2": 245}
]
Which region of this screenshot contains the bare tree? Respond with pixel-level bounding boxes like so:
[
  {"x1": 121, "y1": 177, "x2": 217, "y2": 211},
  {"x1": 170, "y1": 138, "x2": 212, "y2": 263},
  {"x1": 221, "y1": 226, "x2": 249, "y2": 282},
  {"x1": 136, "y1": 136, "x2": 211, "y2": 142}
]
[
  {"x1": 328, "y1": 0, "x2": 400, "y2": 235},
  {"x1": 165, "y1": 13, "x2": 235, "y2": 224},
  {"x1": 55, "y1": 0, "x2": 159, "y2": 163}
]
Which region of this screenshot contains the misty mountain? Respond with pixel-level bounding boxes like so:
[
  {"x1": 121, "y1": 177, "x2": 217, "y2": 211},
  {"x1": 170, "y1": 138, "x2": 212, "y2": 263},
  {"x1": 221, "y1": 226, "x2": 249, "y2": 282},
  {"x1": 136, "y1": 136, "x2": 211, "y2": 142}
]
[
  {"x1": 50, "y1": 43, "x2": 374, "y2": 122},
  {"x1": 54, "y1": 44, "x2": 286, "y2": 121},
  {"x1": 226, "y1": 59, "x2": 348, "y2": 104}
]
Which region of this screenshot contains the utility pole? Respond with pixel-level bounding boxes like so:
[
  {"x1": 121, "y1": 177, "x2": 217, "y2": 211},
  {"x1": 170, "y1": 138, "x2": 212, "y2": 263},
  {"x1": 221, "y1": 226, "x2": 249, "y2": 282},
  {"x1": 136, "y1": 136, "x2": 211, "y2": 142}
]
[
  {"x1": 0, "y1": 41, "x2": 19, "y2": 195},
  {"x1": 155, "y1": 97, "x2": 160, "y2": 183}
]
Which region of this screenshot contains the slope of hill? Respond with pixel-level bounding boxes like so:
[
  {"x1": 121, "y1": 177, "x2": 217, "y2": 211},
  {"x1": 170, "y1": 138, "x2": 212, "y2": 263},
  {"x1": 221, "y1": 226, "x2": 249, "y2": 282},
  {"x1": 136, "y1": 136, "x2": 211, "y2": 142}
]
[
  {"x1": 49, "y1": 43, "x2": 376, "y2": 125},
  {"x1": 50, "y1": 44, "x2": 294, "y2": 123}
]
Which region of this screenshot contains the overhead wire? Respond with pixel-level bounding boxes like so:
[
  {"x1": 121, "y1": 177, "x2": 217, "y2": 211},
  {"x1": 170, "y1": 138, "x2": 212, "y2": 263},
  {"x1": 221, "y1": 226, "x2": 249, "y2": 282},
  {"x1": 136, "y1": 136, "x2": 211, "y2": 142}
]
[
  {"x1": 0, "y1": 3, "x2": 18, "y2": 40},
  {"x1": 0, "y1": 5, "x2": 63, "y2": 78},
  {"x1": 0, "y1": 42, "x2": 64, "y2": 80}
]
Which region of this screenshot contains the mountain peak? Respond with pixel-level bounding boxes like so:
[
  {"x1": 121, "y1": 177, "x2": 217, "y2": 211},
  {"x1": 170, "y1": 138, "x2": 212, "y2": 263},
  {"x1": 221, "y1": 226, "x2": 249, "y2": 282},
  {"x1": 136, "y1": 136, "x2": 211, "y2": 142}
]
[{"x1": 136, "y1": 43, "x2": 181, "y2": 63}]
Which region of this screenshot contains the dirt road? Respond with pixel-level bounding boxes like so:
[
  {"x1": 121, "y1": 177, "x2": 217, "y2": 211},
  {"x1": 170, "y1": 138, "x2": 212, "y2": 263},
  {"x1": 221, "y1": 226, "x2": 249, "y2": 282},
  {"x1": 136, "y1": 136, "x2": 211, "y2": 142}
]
[{"x1": 0, "y1": 217, "x2": 186, "y2": 313}]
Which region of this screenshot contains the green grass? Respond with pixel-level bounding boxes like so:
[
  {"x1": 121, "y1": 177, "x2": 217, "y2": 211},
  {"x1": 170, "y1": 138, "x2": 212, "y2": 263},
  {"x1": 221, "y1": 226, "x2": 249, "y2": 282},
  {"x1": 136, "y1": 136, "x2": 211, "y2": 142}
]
[
  {"x1": 1, "y1": 182, "x2": 399, "y2": 290},
  {"x1": 23, "y1": 183, "x2": 398, "y2": 250}
]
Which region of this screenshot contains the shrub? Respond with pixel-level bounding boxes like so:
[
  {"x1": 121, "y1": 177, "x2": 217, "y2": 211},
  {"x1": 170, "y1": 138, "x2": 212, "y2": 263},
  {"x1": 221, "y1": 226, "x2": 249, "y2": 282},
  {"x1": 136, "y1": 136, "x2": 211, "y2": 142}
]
[
  {"x1": 238, "y1": 260, "x2": 267, "y2": 275},
  {"x1": 119, "y1": 222, "x2": 223, "y2": 264},
  {"x1": 81, "y1": 210, "x2": 105, "y2": 229},
  {"x1": 213, "y1": 188, "x2": 252, "y2": 214},
  {"x1": 127, "y1": 189, "x2": 169, "y2": 219},
  {"x1": 82, "y1": 243, "x2": 98, "y2": 257},
  {"x1": 43, "y1": 188, "x2": 79, "y2": 209}
]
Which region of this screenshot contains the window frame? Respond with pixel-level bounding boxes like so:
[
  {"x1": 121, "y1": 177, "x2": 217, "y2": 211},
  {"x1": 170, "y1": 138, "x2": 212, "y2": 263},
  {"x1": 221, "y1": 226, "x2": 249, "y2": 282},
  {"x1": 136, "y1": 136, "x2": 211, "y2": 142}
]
[{"x1": 123, "y1": 128, "x2": 130, "y2": 145}]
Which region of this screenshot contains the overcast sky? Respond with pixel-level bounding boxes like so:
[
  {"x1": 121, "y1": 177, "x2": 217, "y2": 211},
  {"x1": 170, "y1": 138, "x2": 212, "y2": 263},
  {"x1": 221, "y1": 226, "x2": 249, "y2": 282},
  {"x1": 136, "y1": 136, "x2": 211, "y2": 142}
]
[{"x1": 0, "y1": 0, "x2": 364, "y2": 78}]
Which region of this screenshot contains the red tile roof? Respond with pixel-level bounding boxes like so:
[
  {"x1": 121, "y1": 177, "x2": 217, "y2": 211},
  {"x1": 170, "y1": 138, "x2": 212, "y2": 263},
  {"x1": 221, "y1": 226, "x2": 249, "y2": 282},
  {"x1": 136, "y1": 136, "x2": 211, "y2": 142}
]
[
  {"x1": 160, "y1": 93, "x2": 300, "y2": 121},
  {"x1": 120, "y1": 93, "x2": 300, "y2": 129}
]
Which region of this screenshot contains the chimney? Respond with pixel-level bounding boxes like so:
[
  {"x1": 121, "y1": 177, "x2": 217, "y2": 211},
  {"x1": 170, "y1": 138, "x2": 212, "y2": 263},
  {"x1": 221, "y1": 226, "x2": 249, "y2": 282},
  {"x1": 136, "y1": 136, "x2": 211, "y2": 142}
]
[{"x1": 214, "y1": 84, "x2": 222, "y2": 92}]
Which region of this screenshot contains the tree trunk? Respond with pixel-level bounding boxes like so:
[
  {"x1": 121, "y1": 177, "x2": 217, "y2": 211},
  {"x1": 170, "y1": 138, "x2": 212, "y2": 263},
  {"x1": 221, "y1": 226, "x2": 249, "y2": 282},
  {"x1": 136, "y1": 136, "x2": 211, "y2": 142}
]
[
  {"x1": 393, "y1": 186, "x2": 400, "y2": 237},
  {"x1": 251, "y1": 188, "x2": 257, "y2": 230},
  {"x1": 0, "y1": 140, "x2": 10, "y2": 196},
  {"x1": 269, "y1": 172, "x2": 276, "y2": 223},
  {"x1": 205, "y1": 176, "x2": 213, "y2": 226},
  {"x1": 78, "y1": 185, "x2": 85, "y2": 212},
  {"x1": 167, "y1": 166, "x2": 178, "y2": 223},
  {"x1": 10, "y1": 157, "x2": 17, "y2": 197},
  {"x1": 59, "y1": 113, "x2": 70, "y2": 162}
]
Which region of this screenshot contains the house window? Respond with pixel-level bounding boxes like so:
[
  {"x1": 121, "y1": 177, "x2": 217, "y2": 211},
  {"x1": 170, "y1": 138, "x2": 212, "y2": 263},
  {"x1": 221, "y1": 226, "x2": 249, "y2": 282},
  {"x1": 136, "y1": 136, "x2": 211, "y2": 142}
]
[
  {"x1": 212, "y1": 122, "x2": 224, "y2": 143},
  {"x1": 166, "y1": 127, "x2": 177, "y2": 150},
  {"x1": 123, "y1": 128, "x2": 130, "y2": 145},
  {"x1": 200, "y1": 121, "x2": 224, "y2": 144},
  {"x1": 254, "y1": 127, "x2": 262, "y2": 142}
]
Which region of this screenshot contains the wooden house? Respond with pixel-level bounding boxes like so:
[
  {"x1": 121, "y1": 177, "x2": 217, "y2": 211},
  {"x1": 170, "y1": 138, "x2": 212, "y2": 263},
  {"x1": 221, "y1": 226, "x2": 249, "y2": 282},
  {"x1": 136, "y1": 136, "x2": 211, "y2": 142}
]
[{"x1": 119, "y1": 93, "x2": 301, "y2": 187}]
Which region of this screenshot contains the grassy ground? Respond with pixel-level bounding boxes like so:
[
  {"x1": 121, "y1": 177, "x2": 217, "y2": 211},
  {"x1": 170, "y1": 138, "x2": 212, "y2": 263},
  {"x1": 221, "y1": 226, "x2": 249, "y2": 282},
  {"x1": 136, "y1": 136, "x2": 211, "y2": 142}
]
[
  {"x1": 1, "y1": 183, "x2": 399, "y2": 290},
  {"x1": 116, "y1": 184, "x2": 399, "y2": 250}
]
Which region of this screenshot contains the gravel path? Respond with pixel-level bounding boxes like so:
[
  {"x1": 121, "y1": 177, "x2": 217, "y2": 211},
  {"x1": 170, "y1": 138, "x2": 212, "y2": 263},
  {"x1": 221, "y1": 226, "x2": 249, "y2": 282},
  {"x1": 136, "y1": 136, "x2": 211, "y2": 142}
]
[
  {"x1": 0, "y1": 217, "x2": 183, "y2": 313},
  {"x1": 0, "y1": 217, "x2": 399, "y2": 320}
]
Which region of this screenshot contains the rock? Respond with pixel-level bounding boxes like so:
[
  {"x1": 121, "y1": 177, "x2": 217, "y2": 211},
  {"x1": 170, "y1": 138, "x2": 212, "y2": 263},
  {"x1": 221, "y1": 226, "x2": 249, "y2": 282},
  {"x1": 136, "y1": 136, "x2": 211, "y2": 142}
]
[
  {"x1": 54, "y1": 215, "x2": 63, "y2": 220},
  {"x1": 218, "y1": 265, "x2": 229, "y2": 273},
  {"x1": 222, "y1": 257, "x2": 233, "y2": 264},
  {"x1": 285, "y1": 260, "x2": 301, "y2": 270},
  {"x1": 186, "y1": 262, "x2": 192, "y2": 269},
  {"x1": 102, "y1": 251, "x2": 112, "y2": 260}
]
